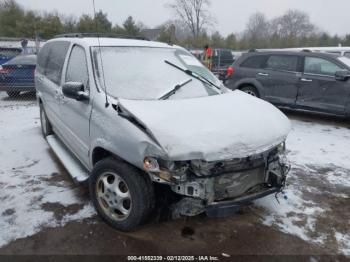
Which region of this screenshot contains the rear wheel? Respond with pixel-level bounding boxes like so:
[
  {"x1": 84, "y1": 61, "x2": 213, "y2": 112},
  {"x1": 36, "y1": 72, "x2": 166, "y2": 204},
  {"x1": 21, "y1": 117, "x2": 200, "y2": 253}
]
[
  {"x1": 40, "y1": 104, "x2": 53, "y2": 137},
  {"x1": 89, "y1": 158, "x2": 155, "y2": 231},
  {"x1": 240, "y1": 86, "x2": 259, "y2": 97},
  {"x1": 6, "y1": 91, "x2": 20, "y2": 97}
]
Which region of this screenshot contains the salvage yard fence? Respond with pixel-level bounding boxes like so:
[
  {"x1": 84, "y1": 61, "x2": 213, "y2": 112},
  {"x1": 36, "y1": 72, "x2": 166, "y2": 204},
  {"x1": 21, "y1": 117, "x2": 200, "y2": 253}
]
[{"x1": 0, "y1": 49, "x2": 36, "y2": 101}]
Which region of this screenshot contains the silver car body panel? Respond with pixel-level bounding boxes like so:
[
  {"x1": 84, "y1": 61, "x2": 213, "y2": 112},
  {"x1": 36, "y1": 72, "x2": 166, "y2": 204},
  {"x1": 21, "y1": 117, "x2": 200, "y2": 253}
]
[{"x1": 118, "y1": 91, "x2": 291, "y2": 162}]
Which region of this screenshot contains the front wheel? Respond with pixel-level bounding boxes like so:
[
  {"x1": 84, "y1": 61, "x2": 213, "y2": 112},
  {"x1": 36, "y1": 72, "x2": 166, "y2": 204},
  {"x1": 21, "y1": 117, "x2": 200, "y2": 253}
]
[{"x1": 89, "y1": 158, "x2": 155, "y2": 231}]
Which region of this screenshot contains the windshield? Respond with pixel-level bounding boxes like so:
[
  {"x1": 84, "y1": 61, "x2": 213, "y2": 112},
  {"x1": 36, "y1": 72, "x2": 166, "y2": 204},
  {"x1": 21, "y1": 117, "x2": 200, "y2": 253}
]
[
  {"x1": 92, "y1": 46, "x2": 223, "y2": 100},
  {"x1": 338, "y1": 56, "x2": 350, "y2": 68}
]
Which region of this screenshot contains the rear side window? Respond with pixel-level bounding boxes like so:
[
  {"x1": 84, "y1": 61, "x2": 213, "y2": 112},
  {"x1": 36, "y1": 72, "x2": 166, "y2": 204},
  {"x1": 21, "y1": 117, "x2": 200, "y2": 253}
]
[
  {"x1": 37, "y1": 44, "x2": 50, "y2": 74},
  {"x1": 38, "y1": 41, "x2": 70, "y2": 85},
  {"x1": 266, "y1": 55, "x2": 298, "y2": 72},
  {"x1": 304, "y1": 57, "x2": 342, "y2": 77},
  {"x1": 65, "y1": 45, "x2": 89, "y2": 89},
  {"x1": 240, "y1": 55, "x2": 267, "y2": 69}
]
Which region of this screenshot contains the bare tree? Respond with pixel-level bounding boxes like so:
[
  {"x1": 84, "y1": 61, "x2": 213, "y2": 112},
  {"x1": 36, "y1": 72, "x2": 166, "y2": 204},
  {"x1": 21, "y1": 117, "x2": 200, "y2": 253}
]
[
  {"x1": 166, "y1": 0, "x2": 214, "y2": 39},
  {"x1": 242, "y1": 12, "x2": 270, "y2": 48},
  {"x1": 271, "y1": 9, "x2": 315, "y2": 40},
  {"x1": 158, "y1": 19, "x2": 192, "y2": 41}
]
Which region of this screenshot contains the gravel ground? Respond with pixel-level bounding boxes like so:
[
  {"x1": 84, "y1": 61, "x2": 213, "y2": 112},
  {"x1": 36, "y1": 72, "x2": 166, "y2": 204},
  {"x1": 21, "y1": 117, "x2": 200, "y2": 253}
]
[{"x1": 0, "y1": 92, "x2": 349, "y2": 260}]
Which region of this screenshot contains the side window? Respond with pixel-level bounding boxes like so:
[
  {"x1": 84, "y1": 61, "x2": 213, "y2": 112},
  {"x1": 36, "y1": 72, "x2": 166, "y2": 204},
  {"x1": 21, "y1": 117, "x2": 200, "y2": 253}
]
[
  {"x1": 266, "y1": 55, "x2": 298, "y2": 72},
  {"x1": 37, "y1": 44, "x2": 50, "y2": 75},
  {"x1": 65, "y1": 45, "x2": 89, "y2": 90},
  {"x1": 240, "y1": 55, "x2": 267, "y2": 69},
  {"x1": 344, "y1": 52, "x2": 350, "y2": 58},
  {"x1": 304, "y1": 57, "x2": 342, "y2": 77},
  {"x1": 44, "y1": 41, "x2": 70, "y2": 85}
]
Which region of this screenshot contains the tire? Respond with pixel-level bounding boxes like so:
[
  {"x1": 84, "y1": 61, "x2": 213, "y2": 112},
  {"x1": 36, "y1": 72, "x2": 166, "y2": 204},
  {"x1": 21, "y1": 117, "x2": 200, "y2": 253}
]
[
  {"x1": 39, "y1": 104, "x2": 53, "y2": 137},
  {"x1": 7, "y1": 91, "x2": 20, "y2": 97},
  {"x1": 89, "y1": 158, "x2": 155, "y2": 231},
  {"x1": 240, "y1": 86, "x2": 259, "y2": 97}
]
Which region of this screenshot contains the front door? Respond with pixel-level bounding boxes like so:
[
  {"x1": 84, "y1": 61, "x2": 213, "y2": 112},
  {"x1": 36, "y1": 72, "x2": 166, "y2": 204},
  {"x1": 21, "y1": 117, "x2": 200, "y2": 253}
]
[
  {"x1": 296, "y1": 56, "x2": 350, "y2": 115},
  {"x1": 59, "y1": 45, "x2": 91, "y2": 167}
]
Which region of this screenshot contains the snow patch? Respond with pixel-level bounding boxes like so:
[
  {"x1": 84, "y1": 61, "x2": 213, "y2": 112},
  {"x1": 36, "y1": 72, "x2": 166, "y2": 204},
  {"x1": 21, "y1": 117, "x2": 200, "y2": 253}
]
[
  {"x1": 255, "y1": 182, "x2": 327, "y2": 244},
  {"x1": 0, "y1": 101, "x2": 95, "y2": 248},
  {"x1": 335, "y1": 232, "x2": 350, "y2": 256}
]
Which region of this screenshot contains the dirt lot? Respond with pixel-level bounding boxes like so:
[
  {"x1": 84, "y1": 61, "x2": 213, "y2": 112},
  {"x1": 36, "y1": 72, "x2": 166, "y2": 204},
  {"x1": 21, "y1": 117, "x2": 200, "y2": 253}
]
[{"x1": 0, "y1": 92, "x2": 349, "y2": 260}]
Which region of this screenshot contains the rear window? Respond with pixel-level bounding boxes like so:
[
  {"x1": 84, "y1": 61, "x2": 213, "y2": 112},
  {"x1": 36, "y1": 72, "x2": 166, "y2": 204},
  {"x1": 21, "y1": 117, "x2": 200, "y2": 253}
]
[
  {"x1": 212, "y1": 49, "x2": 234, "y2": 67},
  {"x1": 266, "y1": 55, "x2": 298, "y2": 72},
  {"x1": 6, "y1": 55, "x2": 36, "y2": 65},
  {"x1": 217, "y1": 50, "x2": 233, "y2": 58},
  {"x1": 240, "y1": 55, "x2": 267, "y2": 69},
  {"x1": 37, "y1": 41, "x2": 70, "y2": 85},
  {"x1": 0, "y1": 48, "x2": 21, "y2": 58}
]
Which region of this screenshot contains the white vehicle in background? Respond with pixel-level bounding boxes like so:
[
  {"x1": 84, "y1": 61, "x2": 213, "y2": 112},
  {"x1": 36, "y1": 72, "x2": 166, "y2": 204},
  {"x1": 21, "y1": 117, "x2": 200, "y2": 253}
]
[{"x1": 260, "y1": 47, "x2": 350, "y2": 58}]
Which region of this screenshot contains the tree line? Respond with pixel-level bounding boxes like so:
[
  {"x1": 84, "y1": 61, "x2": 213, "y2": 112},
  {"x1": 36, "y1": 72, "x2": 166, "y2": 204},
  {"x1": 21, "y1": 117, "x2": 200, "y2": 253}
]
[
  {"x1": 0, "y1": 0, "x2": 142, "y2": 40},
  {"x1": 1, "y1": 0, "x2": 350, "y2": 50}
]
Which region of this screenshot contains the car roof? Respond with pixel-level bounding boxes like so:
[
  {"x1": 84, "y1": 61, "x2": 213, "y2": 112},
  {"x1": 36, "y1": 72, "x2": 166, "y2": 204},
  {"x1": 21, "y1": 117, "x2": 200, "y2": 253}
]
[
  {"x1": 242, "y1": 50, "x2": 341, "y2": 59},
  {"x1": 47, "y1": 37, "x2": 179, "y2": 49}
]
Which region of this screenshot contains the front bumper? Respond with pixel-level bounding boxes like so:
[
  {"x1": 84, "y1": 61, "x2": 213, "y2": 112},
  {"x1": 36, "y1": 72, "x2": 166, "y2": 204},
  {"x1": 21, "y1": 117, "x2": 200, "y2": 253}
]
[
  {"x1": 170, "y1": 154, "x2": 289, "y2": 218},
  {"x1": 205, "y1": 187, "x2": 280, "y2": 218}
]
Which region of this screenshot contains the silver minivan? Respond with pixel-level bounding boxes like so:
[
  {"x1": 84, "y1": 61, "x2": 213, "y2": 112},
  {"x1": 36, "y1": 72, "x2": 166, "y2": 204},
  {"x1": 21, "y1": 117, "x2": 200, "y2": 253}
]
[{"x1": 36, "y1": 34, "x2": 291, "y2": 231}]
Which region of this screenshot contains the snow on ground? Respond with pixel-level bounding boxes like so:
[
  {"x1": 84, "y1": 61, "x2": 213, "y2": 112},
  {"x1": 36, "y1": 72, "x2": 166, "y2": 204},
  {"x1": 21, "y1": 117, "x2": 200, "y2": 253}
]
[
  {"x1": 0, "y1": 95, "x2": 95, "y2": 248},
  {"x1": 255, "y1": 118, "x2": 350, "y2": 255},
  {"x1": 0, "y1": 94, "x2": 349, "y2": 255}
]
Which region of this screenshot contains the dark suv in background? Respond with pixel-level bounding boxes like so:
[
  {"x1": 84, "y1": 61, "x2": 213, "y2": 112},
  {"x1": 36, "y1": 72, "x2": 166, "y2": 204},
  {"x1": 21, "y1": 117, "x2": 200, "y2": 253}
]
[
  {"x1": 225, "y1": 51, "x2": 350, "y2": 117},
  {"x1": 211, "y1": 48, "x2": 234, "y2": 79}
]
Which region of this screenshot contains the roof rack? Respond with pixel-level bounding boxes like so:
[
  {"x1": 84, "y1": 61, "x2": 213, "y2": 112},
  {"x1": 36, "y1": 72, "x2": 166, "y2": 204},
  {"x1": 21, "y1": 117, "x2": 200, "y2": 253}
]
[
  {"x1": 248, "y1": 49, "x2": 257, "y2": 53},
  {"x1": 54, "y1": 33, "x2": 149, "y2": 41}
]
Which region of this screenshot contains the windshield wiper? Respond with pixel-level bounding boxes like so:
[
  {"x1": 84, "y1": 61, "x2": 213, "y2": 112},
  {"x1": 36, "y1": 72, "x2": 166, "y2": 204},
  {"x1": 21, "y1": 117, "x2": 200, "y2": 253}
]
[
  {"x1": 159, "y1": 79, "x2": 193, "y2": 100},
  {"x1": 164, "y1": 60, "x2": 221, "y2": 90}
]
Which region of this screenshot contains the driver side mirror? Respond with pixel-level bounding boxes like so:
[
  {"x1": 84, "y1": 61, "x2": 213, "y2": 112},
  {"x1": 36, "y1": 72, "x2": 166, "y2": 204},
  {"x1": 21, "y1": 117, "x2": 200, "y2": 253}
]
[
  {"x1": 62, "y1": 82, "x2": 89, "y2": 101},
  {"x1": 335, "y1": 70, "x2": 350, "y2": 81}
]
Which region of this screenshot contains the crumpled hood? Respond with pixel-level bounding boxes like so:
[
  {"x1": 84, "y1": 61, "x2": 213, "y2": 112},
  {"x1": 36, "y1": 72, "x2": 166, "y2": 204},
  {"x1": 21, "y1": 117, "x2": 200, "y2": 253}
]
[{"x1": 118, "y1": 91, "x2": 291, "y2": 161}]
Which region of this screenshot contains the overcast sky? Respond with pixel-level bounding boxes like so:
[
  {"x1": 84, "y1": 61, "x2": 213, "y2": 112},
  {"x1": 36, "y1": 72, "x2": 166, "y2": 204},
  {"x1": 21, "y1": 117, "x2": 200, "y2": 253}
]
[{"x1": 16, "y1": 0, "x2": 350, "y2": 36}]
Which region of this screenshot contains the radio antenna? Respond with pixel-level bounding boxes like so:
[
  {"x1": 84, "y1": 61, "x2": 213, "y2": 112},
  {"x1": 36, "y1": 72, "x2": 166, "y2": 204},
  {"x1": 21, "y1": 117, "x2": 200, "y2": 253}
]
[{"x1": 92, "y1": 0, "x2": 109, "y2": 107}]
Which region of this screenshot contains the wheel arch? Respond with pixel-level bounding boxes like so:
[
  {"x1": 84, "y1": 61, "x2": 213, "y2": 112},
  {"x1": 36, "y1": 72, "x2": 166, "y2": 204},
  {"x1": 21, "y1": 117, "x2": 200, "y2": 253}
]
[
  {"x1": 235, "y1": 79, "x2": 265, "y2": 98},
  {"x1": 91, "y1": 147, "x2": 123, "y2": 166}
]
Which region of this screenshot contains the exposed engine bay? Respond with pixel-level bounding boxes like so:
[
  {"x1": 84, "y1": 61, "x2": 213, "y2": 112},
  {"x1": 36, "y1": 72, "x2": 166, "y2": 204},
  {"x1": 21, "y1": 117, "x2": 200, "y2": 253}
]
[{"x1": 147, "y1": 145, "x2": 289, "y2": 217}]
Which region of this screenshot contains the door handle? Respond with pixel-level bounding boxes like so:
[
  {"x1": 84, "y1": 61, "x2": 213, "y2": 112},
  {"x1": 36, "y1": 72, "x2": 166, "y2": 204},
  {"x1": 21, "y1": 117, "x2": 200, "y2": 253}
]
[
  {"x1": 301, "y1": 78, "x2": 313, "y2": 82},
  {"x1": 258, "y1": 72, "x2": 269, "y2": 76}
]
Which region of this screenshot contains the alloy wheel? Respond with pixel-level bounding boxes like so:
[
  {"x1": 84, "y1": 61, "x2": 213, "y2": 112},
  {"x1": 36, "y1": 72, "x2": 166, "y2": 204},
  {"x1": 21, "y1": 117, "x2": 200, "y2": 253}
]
[{"x1": 96, "y1": 172, "x2": 132, "y2": 221}]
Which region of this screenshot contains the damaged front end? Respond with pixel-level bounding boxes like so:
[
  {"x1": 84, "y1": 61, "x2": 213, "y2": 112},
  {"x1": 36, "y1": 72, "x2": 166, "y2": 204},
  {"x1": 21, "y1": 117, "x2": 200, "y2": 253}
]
[{"x1": 145, "y1": 144, "x2": 290, "y2": 218}]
